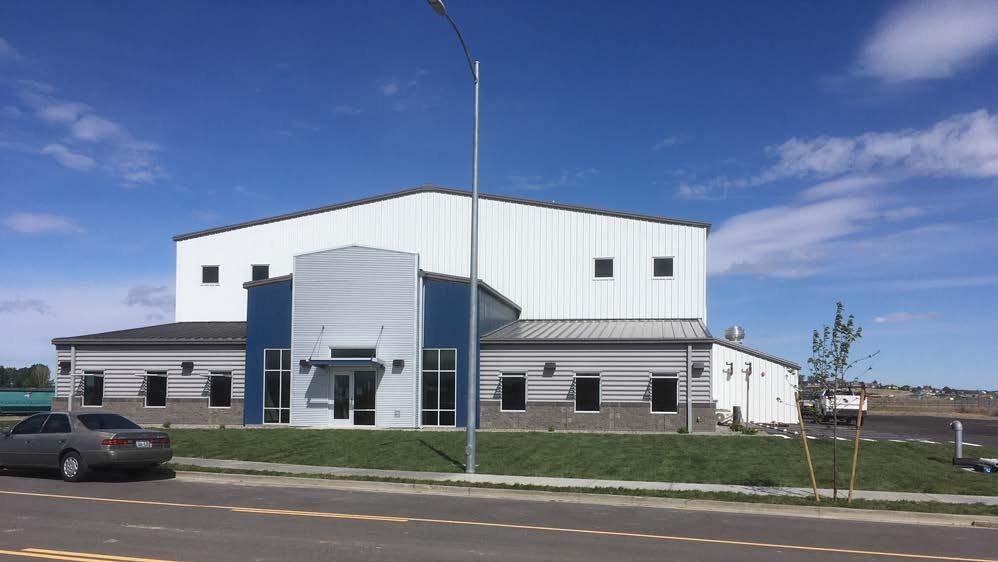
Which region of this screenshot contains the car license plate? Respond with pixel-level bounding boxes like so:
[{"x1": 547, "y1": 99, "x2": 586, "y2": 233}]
[{"x1": 136, "y1": 440, "x2": 152, "y2": 448}]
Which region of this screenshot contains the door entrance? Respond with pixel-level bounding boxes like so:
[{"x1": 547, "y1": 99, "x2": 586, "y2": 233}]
[{"x1": 329, "y1": 371, "x2": 377, "y2": 426}]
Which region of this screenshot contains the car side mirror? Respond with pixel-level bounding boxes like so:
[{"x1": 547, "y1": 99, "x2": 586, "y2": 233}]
[{"x1": 1, "y1": 429, "x2": 10, "y2": 438}]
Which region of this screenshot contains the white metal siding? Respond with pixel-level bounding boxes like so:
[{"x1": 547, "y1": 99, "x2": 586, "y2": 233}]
[
  {"x1": 176, "y1": 191, "x2": 707, "y2": 323},
  {"x1": 480, "y1": 345, "x2": 711, "y2": 404},
  {"x1": 711, "y1": 342, "x2": 800, "y2": 424},
  {"x1": 290, "y1": 246, "x2": 419, "y2": 428},
  {"x1": 53, "y1": 345, "x2": 245, "y2": 401}
]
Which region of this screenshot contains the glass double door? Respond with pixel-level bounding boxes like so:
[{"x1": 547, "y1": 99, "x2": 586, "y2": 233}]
[{"x1": 330, "y1": 371, "x2": 376, "y2": 426}]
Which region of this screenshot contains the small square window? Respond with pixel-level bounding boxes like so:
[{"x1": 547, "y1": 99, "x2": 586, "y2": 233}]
[
  {"x1": 202, "y1": 265, "x2": 219, "y2": 284},
  {"x1": 500, "y1": 374, "x2": 526, "y2": 412},
  {"x1": 653, "y1": 257, "x2": 674, "y2": 278},
  {"x1": 594, "y1": 258, "x2": 614, "y2": 279},
  {"x1": 251, "y1": 264, "x2": 270, "y2": 281}
]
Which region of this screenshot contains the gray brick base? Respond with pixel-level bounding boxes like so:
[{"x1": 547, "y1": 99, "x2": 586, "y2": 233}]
[
  {"x1": 480, "y1": 400, "x2": 716, "y2": 432},
  {"x1": 50, "y1": 397, "x2": 244, "y2": 426}
]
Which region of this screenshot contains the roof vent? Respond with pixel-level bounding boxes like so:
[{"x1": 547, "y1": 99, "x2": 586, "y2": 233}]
[{"x1": 724, "y1": 325, "x2": 745, "y2": 343}]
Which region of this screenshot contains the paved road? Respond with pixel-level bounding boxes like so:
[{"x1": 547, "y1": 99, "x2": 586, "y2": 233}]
[
  {"x1": 0, "y1": 470, "x2": 996, "y2": 562},
  {"x1": 769, "y1": 415, "x2": 998, "y2": 448}
]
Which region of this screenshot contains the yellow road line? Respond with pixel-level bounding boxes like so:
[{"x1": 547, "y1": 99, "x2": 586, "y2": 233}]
[
  {"x1": 0, "y1": 549, "x2": 151, "y2": 562},
  {"x1": 1, "y1": 489, "x2": 995, "y2": 562},
  {"x1": 22, "y1": 549, "x2": 183, "y2": 562}
]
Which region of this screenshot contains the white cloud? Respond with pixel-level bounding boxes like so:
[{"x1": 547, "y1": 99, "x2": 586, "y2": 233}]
[
  {"x1": 379, "y1": 81, "x2": 399, "y2": 96},
  {"x1": 872, "y1": 311, "x2": 939, "y2": 324},
  {"x1": 0, "y1": 37, "x2": 21, "y2": 61},
  {"x1": 0, "y1": 280, "x2": 174, "y2": 367},
  {"x1": 15, "y1": 80, "x2": 165, "y2": 184},
  {"x1": 652, "y1": 136, "x2": 684, "y2": 151},
  {"x1": 334, "y1": 104, "x2": 362, "y2": 115},
  {"x1": 40, "y1": 143, "x2": 97, "y2": 170},
  {"x1": 2, "y1": 212, "x2": 83, "y2": 234},
  {"x1": 857, "y1": 0, "x2": 998, "y2": 82},
  {"x1": 0, "y1": 298, "x2": 50, "y2": 315},
  {"x1": 507, "y1": 168, "x2": 600, "y2": 191},
  {"x1": 123, "y1": 285, "x2": 175, "y2": 316},
  {"x1": 799, "y1": 175, "x2": 887, "y2": 200},
  {"x1": 708, "y1": 197, "x2": 880, "y2": 277},
  {"x1": 684, "y1": 109, "x2": 998, "y2": 199},
  {"x1": 767, "y1": 110, "x2": 998, "y2": 180}
]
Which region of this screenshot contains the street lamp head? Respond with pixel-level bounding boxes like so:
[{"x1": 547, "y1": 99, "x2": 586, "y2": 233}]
[{"x1": 427, "y1": 0, "x2": 448, "y2": 16}]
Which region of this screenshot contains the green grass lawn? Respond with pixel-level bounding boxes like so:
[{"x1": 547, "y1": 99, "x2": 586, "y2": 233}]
[{"x1": 166, "y1": 428, "x2": 998, "y2": 497}]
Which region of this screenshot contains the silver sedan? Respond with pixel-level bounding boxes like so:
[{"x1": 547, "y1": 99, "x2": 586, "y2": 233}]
[{"x1": 0, "y1": 411, "x2": 172, "y2": 481}]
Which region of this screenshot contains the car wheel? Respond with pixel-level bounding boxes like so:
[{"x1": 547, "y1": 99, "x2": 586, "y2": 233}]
[{"x1": 60, "y1": 452, "x2": 86, "y2": 482}]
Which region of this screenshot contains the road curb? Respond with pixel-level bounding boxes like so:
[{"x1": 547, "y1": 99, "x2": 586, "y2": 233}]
[{"x1": 173, "y1": 470, "x2": 998, "y2": 529}]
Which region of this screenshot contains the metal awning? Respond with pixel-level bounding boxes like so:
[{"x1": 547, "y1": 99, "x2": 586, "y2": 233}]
[{"x1": 308, "y1": 358, "x2": 386, "y2": 369}]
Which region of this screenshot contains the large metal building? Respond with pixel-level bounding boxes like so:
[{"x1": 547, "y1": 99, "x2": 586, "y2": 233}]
[{"x1": 52, "y1": 184, "x2": 799, "y2": 429}]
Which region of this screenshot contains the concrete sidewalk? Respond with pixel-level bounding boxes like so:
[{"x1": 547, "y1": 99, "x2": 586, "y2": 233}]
[{"x1": 171, "y1": 456, "x2": 998, "y2": 506}]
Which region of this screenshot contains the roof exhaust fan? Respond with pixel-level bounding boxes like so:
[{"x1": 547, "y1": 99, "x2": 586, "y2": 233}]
[{"x1": 724, "y1": 325, "x2": 745, "y2": 343}]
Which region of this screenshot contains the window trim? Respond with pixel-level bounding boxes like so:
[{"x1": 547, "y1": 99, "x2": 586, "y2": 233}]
[
  {"x1": 262, "y1": 348, "x2": 291, "y2": 424},
  {"x1": 573, "y1": 374, "x2": 601, "y2": 413},
  {"x1": 144, "y1": 373, "x2": 168, "y2": 409},
  {"x1": 650, "y1": 374, "x2": 679, "y2": 415},
  {"x1": 201, "y1": 265, "x2": 220, "y2": 286},
  {"x1": 251, "y1": 264, "x2": 270, "y2": 282},
  {"x1": 652, "y1": 256, "x2": 676, "y2": 280},
  {"x1": 593, "y1": 257, "x2": 615, "y2": 280},
  {"x1": 208, "y1": 373, "x2": 232, "y2": 409},
  {"x1": 81, "y1": 372, "x2": 105, "y2": 407},
  {"x1": 499, "y1": 373, "x2": 527, "y2": 412}
]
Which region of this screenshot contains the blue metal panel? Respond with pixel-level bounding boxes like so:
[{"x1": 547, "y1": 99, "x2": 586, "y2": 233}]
[
  {"x1": 423, "y1": 278, "x2": 519, "y2": 428},
  {"x1": 244, "y1": 279, "x2": 292, "y2": 424}
]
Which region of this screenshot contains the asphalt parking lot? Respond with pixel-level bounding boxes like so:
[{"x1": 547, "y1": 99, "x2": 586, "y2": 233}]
[{"x1": 768, "y1": 414, "x2": 998, "y2": 448}]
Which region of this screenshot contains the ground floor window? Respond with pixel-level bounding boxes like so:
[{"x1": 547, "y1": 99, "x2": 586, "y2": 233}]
[
  {"x1": 264, "y1": 349, "x2": 291, "y2": 423},
  {"x1": 82, "y1": 373, "x2": 104, "y2": 406},
  {"x1": 209, "y1": 374, "x2": 232, "y2": 408},
  {"x1": 145, "y1": 373, "x2": 167, "y2": 407},
  {"x1": 574, "y1": 374, "x2": 601, "y2": 412},
  {"x1": 500, "y1": 373, "x2": 526, "y2": 412},
  {"x1": 422, "y1": 348, "x2": 456, "y2": 426},
  {"x1": 651, "y1": 375, "x2": 678, "y2": 413},
  {"x1": 353, "y1": 371, "x2": 376, "y2": 426}
]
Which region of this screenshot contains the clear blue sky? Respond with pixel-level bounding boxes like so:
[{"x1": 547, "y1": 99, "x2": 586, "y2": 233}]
[{"x1": 2, "y1": 1, "x2": 997, "y2": 389}]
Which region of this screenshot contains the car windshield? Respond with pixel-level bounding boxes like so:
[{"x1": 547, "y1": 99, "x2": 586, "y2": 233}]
[{"x1": 76, "y1": 413, "x2": 142, "y2": 430}]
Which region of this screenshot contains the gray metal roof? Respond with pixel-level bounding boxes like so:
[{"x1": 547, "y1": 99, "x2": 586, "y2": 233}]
[
  {"x1": 481, "y1": 319, "x2": 712, "y2": 344},
  {"x1": 52, "y1": 322, "x2": 246, "y2": 346},
  {"x1": 173, "y1": 184, "x2": 711, "y2": 242}
]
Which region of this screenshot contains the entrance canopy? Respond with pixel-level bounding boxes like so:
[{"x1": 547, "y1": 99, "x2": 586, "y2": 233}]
[{"x1": 308, "y1": 358, "x2": 386, "y2": 369}]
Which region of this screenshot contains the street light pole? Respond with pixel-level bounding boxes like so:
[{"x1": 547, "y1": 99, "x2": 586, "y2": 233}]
[{"x1": 427, "y1": 0, "x2": 480, "y2": 474}]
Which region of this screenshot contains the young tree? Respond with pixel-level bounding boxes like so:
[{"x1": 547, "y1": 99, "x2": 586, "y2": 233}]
[{"x1": 807, "y1": 301, "x2": 877, "y2": 500}]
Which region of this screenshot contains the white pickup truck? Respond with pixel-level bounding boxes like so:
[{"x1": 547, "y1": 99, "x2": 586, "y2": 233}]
[{"x1": 815, "y1": 389, "x2": 867, "y2": 424}]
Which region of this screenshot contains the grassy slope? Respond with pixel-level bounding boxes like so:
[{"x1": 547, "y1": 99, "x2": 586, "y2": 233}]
[{"x1": 167, "y1": 428, "x2": 998, "y2": 496}]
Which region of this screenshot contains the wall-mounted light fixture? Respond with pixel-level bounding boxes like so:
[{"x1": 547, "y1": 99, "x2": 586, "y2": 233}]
[
  {"x1": 542, "y1": 362, "x2": 556, "y2": 377},
  {"x1": 392, "y1": 359, "x2": 405, "y2": 369},
  {"x1": 299, "y1": 359, "x2": 311, "y2": 368}
]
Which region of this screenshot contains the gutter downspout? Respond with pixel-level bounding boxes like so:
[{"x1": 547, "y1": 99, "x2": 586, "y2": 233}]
[
  {"x1": 686, "y1": 344, "x2": 693, "y2": 433},
  {"x1": 68, "y1": 345, "x2": 76, "y2": 412}
]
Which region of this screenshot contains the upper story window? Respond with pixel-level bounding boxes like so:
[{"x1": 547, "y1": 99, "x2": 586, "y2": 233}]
[
  {"x1": 653, "y1": 257, "x2": 675, "y2": 279},
  {"x1": 201, "y1": 265, "x2": 220, "y2": 285},
  {"x1": 251, "y1": 264, "x2": 270, "y2": 281},
  {"x1": 593, "y1": 258, "x2": 614, "y2": 279}
]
